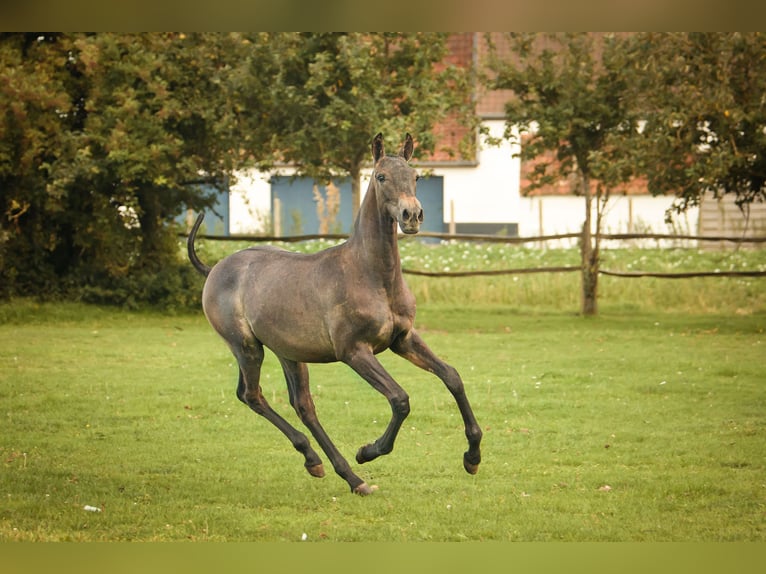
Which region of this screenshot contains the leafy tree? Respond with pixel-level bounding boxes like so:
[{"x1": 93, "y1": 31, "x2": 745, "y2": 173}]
[
  {"x1": 622, "y1": 32, "x2": 766, "y2": 217},
  {"x1": 484, "y1": 33, "x2": 636, "y2": 315},
  {"x1": 262, "y1": 33, "x2": 477, "y2": 220},
  {"x1": 1, "y1": 33, "x2": 73, "y2": 296},
  {"x1": 1, "y1": 32, "x2": 474, "y2": 306},
  {"x1": 0, "y1": 33, "x2": 273, "y2": 305}
]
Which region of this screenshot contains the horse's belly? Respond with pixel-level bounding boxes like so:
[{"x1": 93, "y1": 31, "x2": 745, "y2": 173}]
[{"x1": 248, "y1": 305, "x2": 338, "y2": 363}]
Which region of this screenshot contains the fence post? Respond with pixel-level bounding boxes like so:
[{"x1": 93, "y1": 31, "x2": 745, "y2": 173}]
[
  {"x1": 273, "y1": 197, "x2": 282, "y2": 237},
  {"x1": 449, "y1": 200, "x2": 456, "y2": 236}
]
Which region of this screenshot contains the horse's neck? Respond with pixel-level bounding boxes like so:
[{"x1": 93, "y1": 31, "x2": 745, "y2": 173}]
[{"x1": 347, "y1": 184, "x2": 402, "y2": 283}]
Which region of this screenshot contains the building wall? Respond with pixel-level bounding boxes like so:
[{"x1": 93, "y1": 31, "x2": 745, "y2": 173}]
[
  {"x1": 225, "y1": 119, "x2": 701, "y2": 247},
  {"x1": 425, "y1": 119, "x2": 520, "y2": 232},
  {"x1": 229, "y1": 170, "x2": 272, "y2": 234},
  {"x1": 227, "y1": 120, "x2": 521, "y2": 236},
  {"x1": 699, "y1": 191, "x2": 766, "y2": 250},
  {"x1": 517, "y1": 194, "x2": 700, "y2": 248}
]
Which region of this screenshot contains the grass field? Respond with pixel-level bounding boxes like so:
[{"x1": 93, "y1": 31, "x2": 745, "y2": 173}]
[
  {"x1": 2, "y1": 242, "x2": 765, "y2": 541},
  {"x1": 1, "y1": 281, "x2": 764, "y2": 540}
]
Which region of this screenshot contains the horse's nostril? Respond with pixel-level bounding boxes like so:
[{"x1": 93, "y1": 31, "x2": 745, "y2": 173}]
[
  {"x1": 418, "y1": 209, "x2": 424, "y2": 222},
  {"x1": 403, "y1": 209, "x2": 411, "y2": 221}
]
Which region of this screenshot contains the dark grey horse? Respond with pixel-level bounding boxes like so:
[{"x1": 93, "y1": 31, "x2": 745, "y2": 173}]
[{"x1": 188, "y1": 133, "x2": 482, "y2": 494}]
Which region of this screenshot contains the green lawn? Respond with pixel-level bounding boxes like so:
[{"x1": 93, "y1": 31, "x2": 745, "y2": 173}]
[{"x1": 1, "y1": 300, "x2": 764, "y2": 541}]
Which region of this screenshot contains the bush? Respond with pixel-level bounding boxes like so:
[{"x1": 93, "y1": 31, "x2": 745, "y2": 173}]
[
  {"x1": 0, "y1": 228, "x2": 205, "y2": 312},
  {"x1": 76, "y1": 262, "x2": 204, "y2": 311}
]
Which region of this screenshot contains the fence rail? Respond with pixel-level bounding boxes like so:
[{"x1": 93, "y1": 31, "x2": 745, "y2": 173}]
[
  {"x1": 190, "y1": 230, "x2": 766, "y2": 245},
  {"x1": 402, "y1": 266, "x2": 581, "y2": 277},
  {"x1": 186, "y1": 230, "x2": 766, "y2": 280},
  {"x1": 598, "y1": 269, "x2": 766, "y2": 279}
]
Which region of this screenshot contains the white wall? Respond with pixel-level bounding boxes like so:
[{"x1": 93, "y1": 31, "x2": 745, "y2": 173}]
[
  {"x1": 227, "y1": 120, "x2": 521, "y2": 234},
  {"x1": 228, "y1": 169, "x2": 272, "y2": 234},
  {"x1": 517, "y1": 194, "x2": 700, "y2": 248},
  {"x1": 427, "y1": 119, "x2": 521, "y2": 225}
]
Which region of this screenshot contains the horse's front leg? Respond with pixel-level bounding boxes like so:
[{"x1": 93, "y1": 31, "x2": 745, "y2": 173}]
[
  {"x1": 391, "y1": 330, "x2": 482, "y2": 474},
  {"x1": 341, "y1": 345, "x2": 411, "y2": 467}
]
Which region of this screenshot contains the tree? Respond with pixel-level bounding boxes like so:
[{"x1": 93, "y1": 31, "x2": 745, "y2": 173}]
[
  {"x1": 0, "y1": 33, "x2": 274, "y2": 305},
  {"x1": 1, "y1": 33, "x2": 74, "y2": 295},
  {"x1": 484, "y1": 33, "x2": 637, "y2": 315},
  {"x1": 622, "y1": 33, "x2": 766, "y2": 217},
  {"x1": 261, "y1": 33, "x2": 477, "y2": 220},
  {"x1": 0, "y1": 32, "x2": 475, "y2": 306}
]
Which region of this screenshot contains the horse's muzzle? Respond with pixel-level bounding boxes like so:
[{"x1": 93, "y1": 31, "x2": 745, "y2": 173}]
[{"x1": 397, "y1": 198, "x2": 424, "y2": 234}]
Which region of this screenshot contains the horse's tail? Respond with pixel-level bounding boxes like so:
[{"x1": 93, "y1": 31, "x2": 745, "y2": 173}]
[{"x1": 188, "y1": 212, "x2": 212, "y2": 277}]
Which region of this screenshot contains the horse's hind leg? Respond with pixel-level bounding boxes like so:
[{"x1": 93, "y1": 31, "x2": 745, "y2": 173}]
[
  {"x1": 279, "y1": 358, "x2": 373, "y2": 495},
  {"x1": 233, "y1": 342, "x2": 325, "y2": 479}
]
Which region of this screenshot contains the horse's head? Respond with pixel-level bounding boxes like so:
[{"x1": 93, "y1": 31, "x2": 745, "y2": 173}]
[{"x1": 371, "y1": 133, "x2": 423, "y2": 234}]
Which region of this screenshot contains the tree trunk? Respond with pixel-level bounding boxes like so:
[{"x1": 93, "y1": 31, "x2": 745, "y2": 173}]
[
  {"x1": 136, "y1": 187, "x2": 165, "y2": 268},
  {"x1": 581, "y1": 173, "x2": 599, "y2": 316}
]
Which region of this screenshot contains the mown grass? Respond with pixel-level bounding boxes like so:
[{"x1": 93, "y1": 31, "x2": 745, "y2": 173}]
[{"x1": 1, "y1": 293, "x2": 764, "y2": 541}]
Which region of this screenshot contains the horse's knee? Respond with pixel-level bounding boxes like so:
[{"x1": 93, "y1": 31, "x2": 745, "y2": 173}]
[
  {"x1": 442, "y1": 365, "x2": 466, "y2": 395},
  {"x1": 391, "y1": 392, "x2": 410, "y2": 418},
  {"x1": 291, "y1": 432, "x2": 313, "y2": 454}
]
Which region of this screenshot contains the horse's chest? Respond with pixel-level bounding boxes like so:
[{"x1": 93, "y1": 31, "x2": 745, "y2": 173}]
[
  {"x1": 333, "y1": 293, "x2": 413, "y2": 352},
  {"x1": 376, "y1": 305, "x2": 410, "y2": 334},
  {"x1": 366, "y1": 299, "x2": 414, "y2": 350}
]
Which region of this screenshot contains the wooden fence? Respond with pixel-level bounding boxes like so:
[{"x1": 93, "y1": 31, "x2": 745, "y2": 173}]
[
  {"x1": 698, "y1": 191, "x2": 766, "y2": 250},
  {"x1": 188, "y1": 230, "x2": 766, "y2": 280}
]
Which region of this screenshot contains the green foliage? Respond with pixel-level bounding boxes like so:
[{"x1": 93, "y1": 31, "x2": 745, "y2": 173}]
[
  {"x1": 484, "y1": 32, "x2": 766, "y2": 217},
  {"x1": 0, "y1": 33, "x2": 269, "y2": 304},
  {"x1": 484, "y1": 33, "x2": 634, "y2": 190},
  {"x1": 75, "y1": 257, "x2": 203, "y2": 312},
  {"x1": 275, "y1": 33, "x2": 475, "y2": 169},
  {"x1": 622, "y1": 32, "x2": 766, "y2": 213},
  {"x1": 481, "y1": 32, "x2": 766, "y2": 315},
  {"x1": 483, "y1": 33, "x2": 638, "y2": 315},
  {"x1": 267, "y1": 33, "x2": 477, "y2": 215},
  {"x1": 0, "y1": 33, "x2": 476, "y2": 306}
]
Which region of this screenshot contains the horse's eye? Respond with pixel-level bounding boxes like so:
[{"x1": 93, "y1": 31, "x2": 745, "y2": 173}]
[
  {"x1": 415, "y1": 174, "x2": 420, "y2": 182},
  {"x1": 376, "y1": 174, "x2": 386, "y2": 183}
]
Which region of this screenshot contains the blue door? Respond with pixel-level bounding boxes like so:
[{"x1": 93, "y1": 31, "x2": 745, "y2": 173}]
[
  {"x1": 178, "y1": 183, "x2": 230, "y2": 235},
  {"x1": 270, "y1": 175, "x2": 443, "y2": 238},
  {"x1": 271, "y1": 177, "x2": 354, "y2": 235},
  {"x1": 415, "y1": 175, "x2": 445, "y2": 236}
]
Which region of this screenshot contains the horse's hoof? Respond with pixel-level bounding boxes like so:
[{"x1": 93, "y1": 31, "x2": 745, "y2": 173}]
[
  {"x1": 306, "y1": 463, "x2": 325, "y2": 478},
  {"x1": 353, "y1": 482, "x2": 378, "y2": 496},
  {"x1": 463, "y1": 454, "x2": 480, "y2": 475}
]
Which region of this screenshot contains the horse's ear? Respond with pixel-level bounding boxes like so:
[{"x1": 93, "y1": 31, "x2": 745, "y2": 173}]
[
  {"x1": 399, "y1": 133, "x2": 414, "y2": 161},
  {"x1": 372, "y1": 133, "x2": 384, "y2": 163}
]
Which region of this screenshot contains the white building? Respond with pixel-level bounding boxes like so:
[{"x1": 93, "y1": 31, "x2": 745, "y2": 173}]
[
  {"x1": 225, "y1": 118, "x2": 696, "y2": 247},
  {"x1": 216, "y1": 32, "x2": 727, "y2": 247}
]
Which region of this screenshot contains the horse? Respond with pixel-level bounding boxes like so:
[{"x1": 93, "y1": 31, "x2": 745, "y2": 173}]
[{"x1": 188, "y1": 133, "x2": 482, "y2": 495}]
